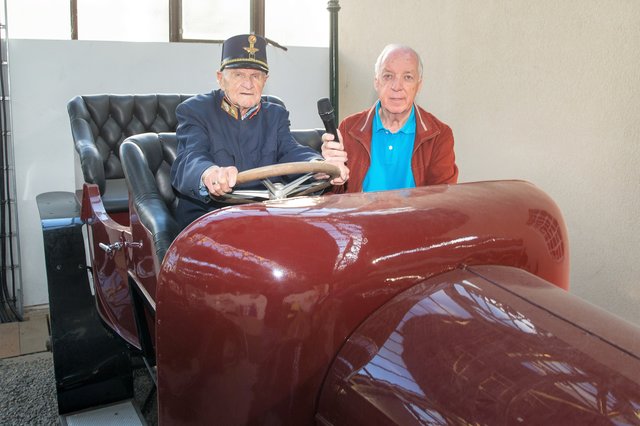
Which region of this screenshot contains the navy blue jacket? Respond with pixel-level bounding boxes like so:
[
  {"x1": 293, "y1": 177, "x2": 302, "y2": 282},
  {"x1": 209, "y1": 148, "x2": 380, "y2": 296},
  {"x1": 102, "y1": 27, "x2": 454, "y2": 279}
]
[{"x1": 171, "y1": 90, "x2": 321, "y2": 227}]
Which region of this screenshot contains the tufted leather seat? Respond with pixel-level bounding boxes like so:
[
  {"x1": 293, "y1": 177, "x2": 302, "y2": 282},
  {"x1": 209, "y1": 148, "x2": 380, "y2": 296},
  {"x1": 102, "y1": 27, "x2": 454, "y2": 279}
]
[
  {"x1": 68, "y1": 94, "x2": 193, "y2": 212},
  {"x1": 68, "y1": 94, "x2": 291, "y2": 213}
]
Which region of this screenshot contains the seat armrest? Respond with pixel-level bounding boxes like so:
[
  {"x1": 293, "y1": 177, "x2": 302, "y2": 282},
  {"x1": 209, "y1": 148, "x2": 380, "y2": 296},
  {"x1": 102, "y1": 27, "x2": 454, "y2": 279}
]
[{"x1": 121, "y1": 134, "x2": 181, "y2": 262}]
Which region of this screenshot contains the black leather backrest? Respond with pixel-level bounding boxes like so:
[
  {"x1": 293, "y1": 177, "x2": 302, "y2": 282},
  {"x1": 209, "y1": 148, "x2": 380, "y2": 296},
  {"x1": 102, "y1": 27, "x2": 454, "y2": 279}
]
[
  {"x1": 291, "y1": 129, "x2": 324, "y2": 152},
  {"x1": 68, "y1": 94, "x2": 193, "y2": 195},
  {"x1": 262, "y1": 95, "x2": 285, "y2": 107},
  {"x1": 120, "y1": 132, "x2": 180, "y2": 262},
  {"x1": 69, "y1": 93, "x2": 286, "y2": 198}
]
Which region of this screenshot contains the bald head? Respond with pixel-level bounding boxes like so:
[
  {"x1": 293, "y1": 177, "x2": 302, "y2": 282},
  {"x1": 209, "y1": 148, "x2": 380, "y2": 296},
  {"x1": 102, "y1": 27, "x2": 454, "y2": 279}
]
[{"x1": 374, "y1": 44, "x2": 423, "y2": 79}]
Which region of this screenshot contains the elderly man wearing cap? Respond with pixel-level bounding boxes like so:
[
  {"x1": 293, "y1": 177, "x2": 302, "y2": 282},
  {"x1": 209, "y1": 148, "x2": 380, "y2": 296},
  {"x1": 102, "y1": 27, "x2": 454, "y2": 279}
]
[
  {"x1": 171, "y1": 34, "x2": 348, "y2": 227},
  {"x1": 321, "y1": 44, "x2": 457, "y2": 193}
]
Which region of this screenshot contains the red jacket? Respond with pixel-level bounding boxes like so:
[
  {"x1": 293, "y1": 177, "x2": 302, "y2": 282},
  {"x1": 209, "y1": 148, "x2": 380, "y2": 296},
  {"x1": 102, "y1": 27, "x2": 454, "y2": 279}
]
[{"x1": 333, "y1": 103, "x2": 458, "y2": 193}]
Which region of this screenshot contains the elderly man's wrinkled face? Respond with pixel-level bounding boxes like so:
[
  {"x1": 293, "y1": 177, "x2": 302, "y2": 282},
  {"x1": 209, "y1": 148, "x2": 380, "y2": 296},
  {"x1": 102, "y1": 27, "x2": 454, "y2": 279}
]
[
  {"x1": 374, "y1": 49, "x2": 422, "y2": 117},
  {"x1": 218, "y1": 68, "x2": 268, "y2": 112}
]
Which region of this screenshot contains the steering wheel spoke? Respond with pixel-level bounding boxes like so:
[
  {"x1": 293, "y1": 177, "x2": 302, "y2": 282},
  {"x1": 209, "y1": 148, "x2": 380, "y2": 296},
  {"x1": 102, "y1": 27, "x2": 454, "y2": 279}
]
[{"x1": 276, "y1": 172, "x2": 314, "y2": 197}]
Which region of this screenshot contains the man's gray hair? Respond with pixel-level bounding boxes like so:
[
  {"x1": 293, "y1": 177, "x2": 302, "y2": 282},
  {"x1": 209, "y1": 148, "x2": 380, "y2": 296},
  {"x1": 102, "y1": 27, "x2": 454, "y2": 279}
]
[{"x1": 374, "y1": 44, "x2": 424, "y2": 79}]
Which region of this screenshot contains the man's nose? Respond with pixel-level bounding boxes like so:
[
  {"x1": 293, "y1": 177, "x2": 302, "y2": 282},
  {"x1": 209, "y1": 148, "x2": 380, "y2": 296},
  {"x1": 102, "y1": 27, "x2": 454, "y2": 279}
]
[
  {"x1": 391, "y1": 77, "x2": 403, "y2": 90},
  {"x1": 239, "y1": 75, "x2": 255, "y2": 88}
]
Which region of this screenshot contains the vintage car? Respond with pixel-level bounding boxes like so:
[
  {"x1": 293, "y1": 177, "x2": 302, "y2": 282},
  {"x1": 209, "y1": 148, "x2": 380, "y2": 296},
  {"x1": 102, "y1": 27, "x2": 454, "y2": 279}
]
[{"x1": 36, "y1": 94, "x2": 640, "y2": 425}]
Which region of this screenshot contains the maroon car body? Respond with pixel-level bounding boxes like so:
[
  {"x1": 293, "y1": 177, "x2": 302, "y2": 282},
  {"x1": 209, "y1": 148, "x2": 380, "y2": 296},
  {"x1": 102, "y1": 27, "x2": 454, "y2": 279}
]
[
  {"x1": 318, "y1": 266, "x2": 640, "y2": 425},
  {"x1": 72, "y1": 178, "x2": 640, "y2": 425}
]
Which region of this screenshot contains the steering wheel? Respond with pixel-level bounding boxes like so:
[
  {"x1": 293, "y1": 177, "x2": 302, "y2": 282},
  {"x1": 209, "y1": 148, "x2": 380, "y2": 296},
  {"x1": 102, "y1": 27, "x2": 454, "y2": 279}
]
[{"x1": 211, "y1": 161, "x2": 341, "y2": 203}]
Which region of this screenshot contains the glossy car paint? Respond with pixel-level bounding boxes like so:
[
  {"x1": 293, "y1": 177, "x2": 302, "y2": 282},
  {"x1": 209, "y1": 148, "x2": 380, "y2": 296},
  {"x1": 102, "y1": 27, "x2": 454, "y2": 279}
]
[
  {"x1": 317, "y1": 266, "x2": 640, "y2": 425},
  {"x1": 155, "y1": 181, "x2": 570, "y2": 424},
  {"x1": 37, "y1": 191, "x2": 134, "y2": 414},
  {"x1": 126, "y1": 194, "x2": 165, "y2": 350},
  {"x1": 81, "y1": 183, "x2": 140, "y2": 349}
]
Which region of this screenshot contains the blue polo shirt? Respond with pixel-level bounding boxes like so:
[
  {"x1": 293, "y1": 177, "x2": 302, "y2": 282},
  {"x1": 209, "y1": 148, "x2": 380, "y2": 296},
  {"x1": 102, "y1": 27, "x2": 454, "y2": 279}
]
[{"x1": 362, "y1": 102, "x2": 416, "y2": 192}]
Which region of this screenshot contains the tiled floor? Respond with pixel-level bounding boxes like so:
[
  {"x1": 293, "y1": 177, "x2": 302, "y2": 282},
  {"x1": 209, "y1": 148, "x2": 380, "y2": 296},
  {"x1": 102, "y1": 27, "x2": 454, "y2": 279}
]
[{"x1": 0, "y1": 305, "x2": 50, "y2": 359}]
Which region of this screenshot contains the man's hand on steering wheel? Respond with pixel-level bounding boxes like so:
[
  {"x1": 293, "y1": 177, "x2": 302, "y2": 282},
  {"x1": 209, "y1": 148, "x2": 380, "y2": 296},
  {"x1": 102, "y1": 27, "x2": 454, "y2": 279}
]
[
  {"x1": 202, "y1": 165, "x2": 238, "y2": 197},
  {"x1": 313, "y1": 160, "x2": 349, "y2": 185},
  {"x1": 327, "y1": 161, "x2": 349, "y2": 185},
  {"x1": 207, "y1": 161, "x2": 342, "y2": 203}
]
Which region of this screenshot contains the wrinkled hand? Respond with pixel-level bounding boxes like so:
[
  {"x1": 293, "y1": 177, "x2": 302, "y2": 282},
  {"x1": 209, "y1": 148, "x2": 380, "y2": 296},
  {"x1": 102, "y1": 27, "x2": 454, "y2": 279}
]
[
  {"x1": 202, "y1": 165, "x2": 238, "y2": 197},
  {"x1": 321, "y1": 129, "x2": 349, "y2": 185}
]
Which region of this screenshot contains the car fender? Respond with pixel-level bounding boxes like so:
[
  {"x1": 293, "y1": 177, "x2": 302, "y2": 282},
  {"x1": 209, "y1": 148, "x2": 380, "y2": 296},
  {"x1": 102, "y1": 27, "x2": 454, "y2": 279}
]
[
  {"x1": 317, "y1": 265, "x2": 640, "y2": 425},
  {"x1": 155, "y1": 180, "x2": 570, "y2": 424}
]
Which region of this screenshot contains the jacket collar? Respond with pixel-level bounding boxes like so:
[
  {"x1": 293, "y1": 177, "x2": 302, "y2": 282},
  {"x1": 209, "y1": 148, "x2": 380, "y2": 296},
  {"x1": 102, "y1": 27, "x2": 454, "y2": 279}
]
[
  {"x1": 220, "y1": 95, "x2": 261, "y2": 120},
  {"x1": 354, "y1": 102, "x2": 441, "y2": 143}
]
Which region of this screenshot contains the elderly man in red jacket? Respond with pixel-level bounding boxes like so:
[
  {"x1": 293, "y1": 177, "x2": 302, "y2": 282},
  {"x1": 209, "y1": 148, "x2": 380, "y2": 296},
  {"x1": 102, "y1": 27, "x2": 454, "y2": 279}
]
[{"x1": 322, "y1": 44, "x2": 458, "y2": 193}]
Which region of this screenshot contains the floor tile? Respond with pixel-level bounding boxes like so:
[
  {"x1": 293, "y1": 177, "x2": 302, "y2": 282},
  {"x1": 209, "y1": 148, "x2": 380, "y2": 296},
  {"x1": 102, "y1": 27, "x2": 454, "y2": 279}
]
[
  {"x1": 0, "y1": 322, "x2": 20, "y2": 358},
  {"x1": 19, "y1": 314, "x2": 49, "y2": 355}
]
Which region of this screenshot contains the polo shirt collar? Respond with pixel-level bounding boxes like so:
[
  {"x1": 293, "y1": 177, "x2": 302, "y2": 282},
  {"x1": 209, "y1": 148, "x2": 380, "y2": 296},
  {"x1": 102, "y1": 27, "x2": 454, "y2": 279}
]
[{"x1": 374, "y1": 101, "x2": 416, "y2": 135}]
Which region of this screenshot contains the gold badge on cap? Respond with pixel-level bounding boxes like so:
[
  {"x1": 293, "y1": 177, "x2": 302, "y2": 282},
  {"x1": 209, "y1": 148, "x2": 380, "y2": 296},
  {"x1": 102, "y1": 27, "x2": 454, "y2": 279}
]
[{"x1": 243, "y1": 35, "x2": 259, "y2": 59}]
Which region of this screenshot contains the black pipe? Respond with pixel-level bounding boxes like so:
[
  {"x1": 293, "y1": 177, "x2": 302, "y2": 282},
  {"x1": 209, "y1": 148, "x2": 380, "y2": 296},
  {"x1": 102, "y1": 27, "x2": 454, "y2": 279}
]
[
  {"x1": 0, "y1": 21, "x2": 20, "y2": 323},
  {"x1": 0, "y1": 23, "x2": 9, "y2": 323},
  {"x1": 251, "y1": 0, "x2": 265, "y2": 36},
  {"x1": 327, "y1": 0, "x2": 340, "y2": 119}
]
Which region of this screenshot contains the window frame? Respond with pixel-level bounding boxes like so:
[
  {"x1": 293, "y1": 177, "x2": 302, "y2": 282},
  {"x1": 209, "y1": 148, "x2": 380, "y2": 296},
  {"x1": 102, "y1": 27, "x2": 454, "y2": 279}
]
[
  {"x1": 169, "y1": 0, "x2": 263, "y2": 43},
  {"x1": 70, "y1": 0, "x2": 266, "y2": 43},
  {"x1": 68, "y1": 0, "x2": 339, "y2": 111}
]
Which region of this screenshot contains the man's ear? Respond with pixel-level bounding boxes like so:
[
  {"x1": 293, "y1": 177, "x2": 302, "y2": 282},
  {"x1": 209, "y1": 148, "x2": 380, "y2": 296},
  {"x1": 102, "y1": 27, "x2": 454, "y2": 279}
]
[{"x1": 216, "y1": 70, "x2": 224, "y2": 88}]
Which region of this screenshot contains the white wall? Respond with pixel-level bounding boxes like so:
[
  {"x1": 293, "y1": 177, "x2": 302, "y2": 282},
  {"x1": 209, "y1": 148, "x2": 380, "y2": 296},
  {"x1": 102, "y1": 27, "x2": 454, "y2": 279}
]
[
  {"x1": 9, "y1": 39, "x2": 329, "y2": 306},
  {"x1": 339, "y1": 1, "x2": 640, "y2": 325}
]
